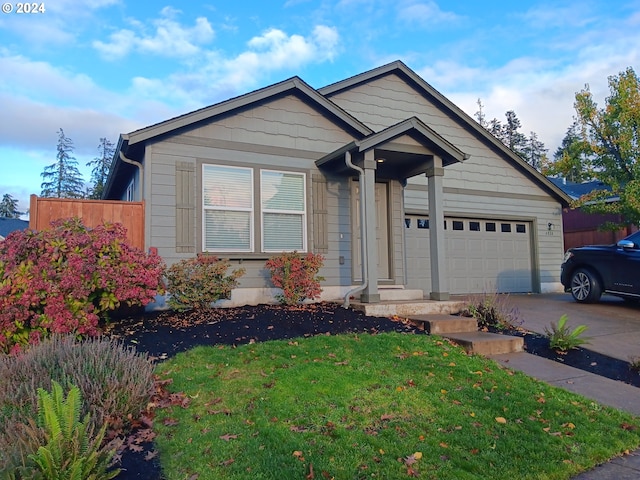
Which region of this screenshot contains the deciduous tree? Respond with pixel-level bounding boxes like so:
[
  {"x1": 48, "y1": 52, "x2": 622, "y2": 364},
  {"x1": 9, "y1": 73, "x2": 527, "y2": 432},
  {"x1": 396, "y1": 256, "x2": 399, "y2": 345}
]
[{"x1": 572, "y1": 67, "x2": 640, "y2": 226}]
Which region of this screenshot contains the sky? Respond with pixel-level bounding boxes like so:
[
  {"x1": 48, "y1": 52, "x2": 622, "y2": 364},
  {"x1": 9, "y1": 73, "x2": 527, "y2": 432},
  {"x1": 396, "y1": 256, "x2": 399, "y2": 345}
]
[{"x1": 1, "y1": 0, "x2": 640, "y2": 216}]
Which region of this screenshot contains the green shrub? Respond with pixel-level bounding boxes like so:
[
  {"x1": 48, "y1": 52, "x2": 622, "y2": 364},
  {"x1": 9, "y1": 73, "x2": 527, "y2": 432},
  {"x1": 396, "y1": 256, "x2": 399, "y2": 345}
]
[
  {"x1": 462, "y1": 292, "x2": 522, "y2": 330},
  {"x1": 629, "y1": 355, "x2": 640, "y2": 372},
  {"x1": 545, "y1": 314, "x2": 591, "y2": 352},
  {"x1": 165, "y1": 254, "x2": 246, "y2": 311},
  {"x1": 0, "y1": 335, "x2": 155, "y2": 468},
  {"x1": 26, "y1": 381, "x2": 119, "y2": 479},
  {"x1": 265, "y1": 251, "x2": 324, "y2": 305},
  {"x1": 0, "y1": 218, "x2": 165, "y2": 354}
]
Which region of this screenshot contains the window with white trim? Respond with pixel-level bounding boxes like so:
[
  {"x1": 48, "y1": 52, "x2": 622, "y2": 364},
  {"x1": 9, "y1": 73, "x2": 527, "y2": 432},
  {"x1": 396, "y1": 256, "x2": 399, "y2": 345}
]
[
  {"x1": 261, "y1": 169, "x2": 306, "y2": 252},
  {"x1": 202, "y1": 165, "x2": 307, "y2": 253},
  {"x1": 203, "y1": 165, "x2": 254, "y2": 252}
]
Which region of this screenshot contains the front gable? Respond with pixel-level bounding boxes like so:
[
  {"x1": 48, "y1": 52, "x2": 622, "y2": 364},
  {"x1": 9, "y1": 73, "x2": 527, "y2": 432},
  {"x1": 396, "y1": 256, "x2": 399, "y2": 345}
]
[{"x1": 320, "y1": 62, "x2": 569, "y2": 204}]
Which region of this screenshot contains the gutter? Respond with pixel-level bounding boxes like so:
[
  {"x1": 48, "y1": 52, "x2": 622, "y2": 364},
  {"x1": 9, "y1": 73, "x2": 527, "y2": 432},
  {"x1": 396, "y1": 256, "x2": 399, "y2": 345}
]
[
  {"x1": 343, "y1": 151, "x2": 368, "y2": 308},
  {"x1": 119, "y1": 151, "x2": 144, "y2": 201}
]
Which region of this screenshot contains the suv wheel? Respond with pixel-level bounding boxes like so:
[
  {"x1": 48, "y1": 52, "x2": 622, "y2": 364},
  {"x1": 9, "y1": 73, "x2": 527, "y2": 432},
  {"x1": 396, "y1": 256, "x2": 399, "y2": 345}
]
[{"x1": 570, "y1": 268, "x2": 602, "y2": 303}]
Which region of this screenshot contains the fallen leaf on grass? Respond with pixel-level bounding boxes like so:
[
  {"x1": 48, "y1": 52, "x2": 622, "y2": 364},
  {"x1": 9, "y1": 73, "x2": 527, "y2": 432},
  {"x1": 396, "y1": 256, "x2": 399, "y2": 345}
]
[
  {"x1": 219, "y1": 458, "x2": 235, "y2": 467},
  {"x1": 293, "y1": 450, "x2": 305, "y2": 461},
  {"x1": 495, "y1": 417, "x2": 507, "y2": 424},
  {"x1": 219, "y1": 433, "x2": 239, "y2": 441},
  {"x1": 162, "y1": 417, "x2": 179, "y2": 426},
  {"x1": 621, "y1": 423, "x2": 638, "y2": 431}
]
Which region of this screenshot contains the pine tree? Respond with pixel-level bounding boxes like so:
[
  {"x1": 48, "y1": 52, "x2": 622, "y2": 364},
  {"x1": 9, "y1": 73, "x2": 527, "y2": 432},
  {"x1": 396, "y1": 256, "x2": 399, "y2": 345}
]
[
  {"x1": 502, "y1": 111, "x2": 528, "y2": 158},
  {"x1": 0, "y1": 193, "x2": 23, "y2": 218},
  {"x1": 542, "y1": 122, "x2": 593, "y2": 182},
  {"x1": 40, "y1": 128, "x2": 85, "y2": 198},
  {"x1": 523, "y1": 131, "x2": 548, "y2": 171},
  {"x1": 474, "y1": 98, "x2": 487, "y2": 127},
  {"x1": 87, "y1": 137, "x2": 115, "y2": 199}
]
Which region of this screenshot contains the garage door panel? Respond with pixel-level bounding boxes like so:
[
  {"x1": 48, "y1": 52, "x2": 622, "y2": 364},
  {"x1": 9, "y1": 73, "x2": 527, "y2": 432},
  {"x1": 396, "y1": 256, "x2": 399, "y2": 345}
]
[{"x1": 406, "y1": 216, "x2": 533, "y2": 294}]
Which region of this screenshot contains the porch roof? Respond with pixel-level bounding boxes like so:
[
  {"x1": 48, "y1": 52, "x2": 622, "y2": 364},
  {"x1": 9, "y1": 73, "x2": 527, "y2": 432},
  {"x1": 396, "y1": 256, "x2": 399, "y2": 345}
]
[{"x1": 315, "y1": 117, "x2": 469, "y2": 180}]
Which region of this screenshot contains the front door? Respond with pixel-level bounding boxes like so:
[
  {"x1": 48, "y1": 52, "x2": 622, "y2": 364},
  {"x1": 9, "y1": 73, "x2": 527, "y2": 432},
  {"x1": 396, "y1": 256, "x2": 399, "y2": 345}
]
[{"x1": 352, "y1": 181, "x2": 390, "y2": 281}]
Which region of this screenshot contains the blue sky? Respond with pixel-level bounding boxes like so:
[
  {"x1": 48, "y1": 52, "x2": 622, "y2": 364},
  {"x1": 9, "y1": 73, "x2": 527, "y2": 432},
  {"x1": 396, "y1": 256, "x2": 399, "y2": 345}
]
[{"x1": 1, "y1": 0, "x2": 640, "y2": 215}]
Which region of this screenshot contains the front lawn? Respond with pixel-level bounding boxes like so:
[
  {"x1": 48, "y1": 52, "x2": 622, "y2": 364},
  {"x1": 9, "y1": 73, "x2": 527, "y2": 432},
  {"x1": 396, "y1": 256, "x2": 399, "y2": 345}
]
[{"x1": 154, "y1": 332, "x2": 640, "y2": 479}]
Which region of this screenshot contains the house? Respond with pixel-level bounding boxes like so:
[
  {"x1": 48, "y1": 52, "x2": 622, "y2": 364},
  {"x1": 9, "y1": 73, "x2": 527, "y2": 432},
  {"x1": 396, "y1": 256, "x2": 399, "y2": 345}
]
[
  {"x1": 103, "y1": 60, "x2": 570, "y2": 306},
  {"x1": 0, "y1": 217, "x2": 29, "y2": 241},
  {"x1": 549, "y1": 178, "x2": 638, "y2": 250}
]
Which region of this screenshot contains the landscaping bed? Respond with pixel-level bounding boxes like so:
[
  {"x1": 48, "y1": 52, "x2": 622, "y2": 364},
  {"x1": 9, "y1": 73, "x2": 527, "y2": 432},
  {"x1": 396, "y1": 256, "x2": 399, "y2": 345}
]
[{"x1": 105, "y1": 303, "x2": 640, "y2": 479}]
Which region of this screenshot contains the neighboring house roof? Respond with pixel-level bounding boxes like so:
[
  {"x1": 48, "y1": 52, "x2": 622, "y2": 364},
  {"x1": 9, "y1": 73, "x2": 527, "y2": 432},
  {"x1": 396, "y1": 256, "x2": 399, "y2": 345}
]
[
  {"x1": 104, "y1": 60, "x2": 571, "y2": 207},
  {"x1": 0, "y1": 217, "x2": 29, "y2": 240},
  {"x1": 548, "y1": 178, "x2": 617, "y2": 202}
]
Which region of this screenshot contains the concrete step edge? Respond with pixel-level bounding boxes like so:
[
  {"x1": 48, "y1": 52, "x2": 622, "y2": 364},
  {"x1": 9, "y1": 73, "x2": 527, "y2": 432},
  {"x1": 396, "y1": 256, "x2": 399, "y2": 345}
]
[{"x1": 443, "y1": 331, "x2": 524, "y2": 356}]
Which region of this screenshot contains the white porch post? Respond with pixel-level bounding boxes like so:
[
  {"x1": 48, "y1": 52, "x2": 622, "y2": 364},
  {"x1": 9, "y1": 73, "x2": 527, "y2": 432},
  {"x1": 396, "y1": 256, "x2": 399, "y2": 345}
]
[
  {"x1": 360, "y1": 149, "x2": 380, "y2": 303},
  {"x1": 427, "y1": 155, "x2": 450, "y2": 301}
]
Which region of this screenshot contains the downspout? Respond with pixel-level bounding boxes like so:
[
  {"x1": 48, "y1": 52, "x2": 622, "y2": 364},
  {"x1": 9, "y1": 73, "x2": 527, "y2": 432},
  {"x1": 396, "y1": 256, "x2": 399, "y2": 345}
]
[
  {"x1": 343, "y1": 150, "x2": 368, "y2": 308},
  {"x1": 119, "y1": 151, "x2": 144, "y2": 201}
]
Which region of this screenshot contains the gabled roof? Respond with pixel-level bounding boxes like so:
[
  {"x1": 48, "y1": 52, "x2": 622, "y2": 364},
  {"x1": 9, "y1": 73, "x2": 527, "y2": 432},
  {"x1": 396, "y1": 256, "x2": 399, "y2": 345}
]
[
  {"x1": 317, "y1": 117, "x2": 468, "y2": 180},
  {"x1": 125, "y1": 76, "x2": 372, "y2": 153},
  {"x1": 104, "y1": 76, "x2": 373, "y2": 199},
  {"x1": 320, "y1": 61, "x2": 571, "y2": 206}
]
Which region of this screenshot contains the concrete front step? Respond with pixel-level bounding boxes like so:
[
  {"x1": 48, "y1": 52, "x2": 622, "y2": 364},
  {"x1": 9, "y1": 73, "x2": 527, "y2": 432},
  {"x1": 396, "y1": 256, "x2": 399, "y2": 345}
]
[
  {"x1": 407, "y1": 314, "x2": 478, "y2": 334},
  {"x1": 352, "y1": 300, "x2": 466, "y2": 317},
  {"x1": 443, "y1": 331, "x2": 524, "y2": 356}
]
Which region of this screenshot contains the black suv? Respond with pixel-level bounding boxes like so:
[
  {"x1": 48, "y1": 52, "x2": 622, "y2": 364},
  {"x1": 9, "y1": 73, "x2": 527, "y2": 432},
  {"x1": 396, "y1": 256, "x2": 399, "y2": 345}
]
[{"x1": 561, "y1": 230, "x2": 640, "y2": 303}]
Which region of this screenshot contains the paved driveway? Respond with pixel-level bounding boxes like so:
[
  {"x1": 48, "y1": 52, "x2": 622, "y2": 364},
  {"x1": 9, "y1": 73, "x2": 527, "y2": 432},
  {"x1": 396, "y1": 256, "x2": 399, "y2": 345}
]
[{"x1": 507, "y1": 293, "x2": 640, "y2": 362}]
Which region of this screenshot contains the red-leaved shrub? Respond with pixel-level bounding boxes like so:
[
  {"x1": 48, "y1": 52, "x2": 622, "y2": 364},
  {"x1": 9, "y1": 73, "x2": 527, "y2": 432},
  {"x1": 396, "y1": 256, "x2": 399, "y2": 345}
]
[
  {"x1": 265, "y1": 251, "x2": 324, "y2": 305},
  {"x1": 0, "y1": 218, "x2": 165, "y2": 354}
]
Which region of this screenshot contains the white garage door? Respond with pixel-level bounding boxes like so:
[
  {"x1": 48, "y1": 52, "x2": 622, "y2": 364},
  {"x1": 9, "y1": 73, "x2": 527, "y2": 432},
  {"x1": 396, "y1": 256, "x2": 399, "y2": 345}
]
[{"x1": 405, "y1": 216, "x2": 533, "y2": 294}]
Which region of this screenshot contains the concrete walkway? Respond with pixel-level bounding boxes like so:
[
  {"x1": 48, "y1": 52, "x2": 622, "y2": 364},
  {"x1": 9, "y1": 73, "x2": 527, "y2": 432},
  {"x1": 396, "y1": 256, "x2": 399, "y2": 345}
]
[{"x1": 485, "y1": 293, "x2": 640, "y2": 479}]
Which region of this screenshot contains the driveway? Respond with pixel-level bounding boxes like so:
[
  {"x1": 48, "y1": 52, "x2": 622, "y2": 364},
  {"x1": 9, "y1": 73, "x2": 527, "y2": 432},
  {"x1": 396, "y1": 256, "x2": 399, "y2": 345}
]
[{"x1": 508, "y1": 293, "x2": 640, "y2": 363}]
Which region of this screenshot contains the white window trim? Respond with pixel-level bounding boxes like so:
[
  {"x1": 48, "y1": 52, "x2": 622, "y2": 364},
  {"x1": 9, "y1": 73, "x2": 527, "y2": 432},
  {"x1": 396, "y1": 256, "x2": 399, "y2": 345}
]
[
  {"x1": 202, "y1": 164, "x2": 254, "y2": 253},
  {"x1": 260, "y1": 169, "x2": 307, "y2": 253}
]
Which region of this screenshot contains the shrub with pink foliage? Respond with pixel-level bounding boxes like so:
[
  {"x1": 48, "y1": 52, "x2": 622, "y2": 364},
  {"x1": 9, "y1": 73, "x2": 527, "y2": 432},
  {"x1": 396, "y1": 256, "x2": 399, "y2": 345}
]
[
  {"x1": 0, "y1": 218, "x2": 165, "y2": 353},
  {"x1": 265, "y1": 251, "x2": 324, "y2": 305}
]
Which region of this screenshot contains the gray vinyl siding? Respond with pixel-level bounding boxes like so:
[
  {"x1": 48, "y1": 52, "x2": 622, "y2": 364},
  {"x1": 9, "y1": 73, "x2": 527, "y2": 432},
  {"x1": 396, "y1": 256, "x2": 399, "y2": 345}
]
[
  {"x1": 142, "y1": 93, "x2": 358, "y2": 289},
  {"x1": 328, "y1": 73, "x2": 565, "y2": 288}
]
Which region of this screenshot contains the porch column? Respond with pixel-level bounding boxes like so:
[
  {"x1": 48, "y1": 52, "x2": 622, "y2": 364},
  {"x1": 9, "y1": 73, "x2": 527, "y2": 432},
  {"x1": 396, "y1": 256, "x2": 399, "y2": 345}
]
[
  {"x1": 427, "y1": 155, "x2": 450, "y2": 301},
  {"x1": 360, "y1": 149, "x2": 380, "y2": 303}
]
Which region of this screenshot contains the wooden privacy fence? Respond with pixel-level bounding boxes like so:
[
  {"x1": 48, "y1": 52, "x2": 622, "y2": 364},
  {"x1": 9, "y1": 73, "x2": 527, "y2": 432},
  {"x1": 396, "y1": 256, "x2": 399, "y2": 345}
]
[{"x1": 29, "y1": 195, "x2": 145, "y2": 250}]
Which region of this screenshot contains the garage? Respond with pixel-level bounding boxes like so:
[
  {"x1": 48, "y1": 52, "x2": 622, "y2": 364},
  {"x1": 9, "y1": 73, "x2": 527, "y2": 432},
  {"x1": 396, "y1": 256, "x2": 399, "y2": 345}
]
[{"x1": 405, "y1": 215, "x2": 534, "y2": 294}]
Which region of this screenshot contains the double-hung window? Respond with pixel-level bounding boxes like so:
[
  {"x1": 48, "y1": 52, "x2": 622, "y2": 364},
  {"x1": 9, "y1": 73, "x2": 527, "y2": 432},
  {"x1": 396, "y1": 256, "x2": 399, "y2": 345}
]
[
  {"x1": 203, "y1": 165, "x2": 254, "y2": 252},
  {"x1": 261, "y1": 169, "x2": 306, "y2": 252},
  {"x1": 202, "y1": 164, "x2": 306, "y2": 253}
]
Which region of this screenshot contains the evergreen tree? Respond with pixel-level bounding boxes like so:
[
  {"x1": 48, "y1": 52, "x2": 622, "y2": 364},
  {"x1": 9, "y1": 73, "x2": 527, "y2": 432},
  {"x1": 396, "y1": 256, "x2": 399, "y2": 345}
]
[
  {"x1": 523, "y1": 131, "x2": 548, "y2": 171},
  {"x1": 502, "y1": 111, "x2": 528, "y2": 158},
  {"x1": 40, "y1": 128, "x2": 85, "y2": 198},
  {"x1": 0, "y1": 193, "x2": 23, "y2": 218},
  {"x1": 542, "y1": 122, "x2": 593, "y2": 182},
  {"x1": 474, "y1": 98, "x2": 487, "y2": 127},
  {"x1": 87, "y1": 137, "x2": 115, "y2": 199}
]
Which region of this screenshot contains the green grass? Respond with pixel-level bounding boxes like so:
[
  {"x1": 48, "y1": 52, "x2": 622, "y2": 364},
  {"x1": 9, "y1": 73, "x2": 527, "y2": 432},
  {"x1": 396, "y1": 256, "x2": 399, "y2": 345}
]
[{"x1": 154, "y1": 332, "x2": 640, "y2": 479}]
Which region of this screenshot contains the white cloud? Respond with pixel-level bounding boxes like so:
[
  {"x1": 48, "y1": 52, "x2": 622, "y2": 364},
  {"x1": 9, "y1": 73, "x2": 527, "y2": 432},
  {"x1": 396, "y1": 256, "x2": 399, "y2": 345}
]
[
  {"x1": 128, "y1": 25, "x2": 341, "y2": 108},
  {"x1": 93, "y1": 10, "x2": 215, "y2": 60},
  {"x1": 397, "y1": 0, "x2": 462, "y2": 26}
]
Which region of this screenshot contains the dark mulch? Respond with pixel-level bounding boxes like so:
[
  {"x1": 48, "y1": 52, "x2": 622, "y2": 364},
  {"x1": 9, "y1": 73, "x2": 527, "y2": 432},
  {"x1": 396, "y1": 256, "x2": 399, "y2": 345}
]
[{"x1": 104, "y1": 303, "x2": 639, "y2": 479}]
